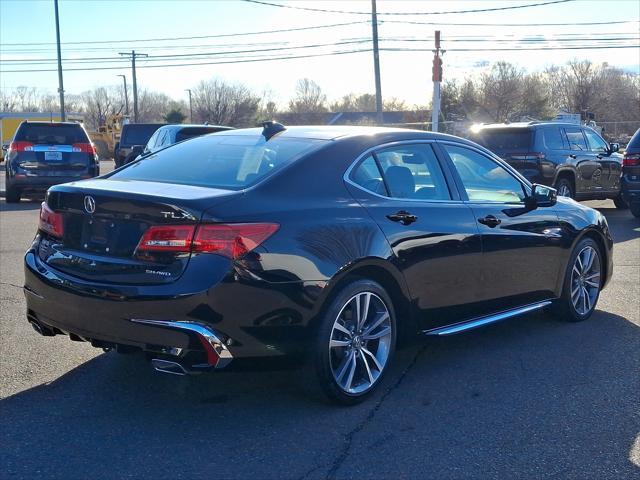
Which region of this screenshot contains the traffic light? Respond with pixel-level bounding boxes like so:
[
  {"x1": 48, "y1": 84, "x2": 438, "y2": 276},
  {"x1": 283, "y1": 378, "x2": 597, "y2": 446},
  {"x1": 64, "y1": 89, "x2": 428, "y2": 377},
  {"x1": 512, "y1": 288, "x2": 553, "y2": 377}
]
[{"x1": 432, "y1": 55, "x2": 443, "y2": 82}]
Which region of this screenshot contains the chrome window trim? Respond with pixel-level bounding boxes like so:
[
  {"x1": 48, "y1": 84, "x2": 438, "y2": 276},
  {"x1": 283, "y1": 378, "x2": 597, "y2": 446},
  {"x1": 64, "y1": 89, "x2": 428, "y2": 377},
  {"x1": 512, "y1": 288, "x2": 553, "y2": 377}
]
[{"x1": 343, "y1": 139, "x2": 460, "y2": 204}]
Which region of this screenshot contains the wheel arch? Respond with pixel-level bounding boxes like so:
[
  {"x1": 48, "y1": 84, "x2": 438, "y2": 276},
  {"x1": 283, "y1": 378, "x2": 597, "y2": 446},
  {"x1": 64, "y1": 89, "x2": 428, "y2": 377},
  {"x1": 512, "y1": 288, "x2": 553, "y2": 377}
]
[
  {"x1": 553, "y1": 167, "x2": 576, "y2": 189},
  {"x1": 312, "y1": 258, "x2": 416, "y2": 347}
]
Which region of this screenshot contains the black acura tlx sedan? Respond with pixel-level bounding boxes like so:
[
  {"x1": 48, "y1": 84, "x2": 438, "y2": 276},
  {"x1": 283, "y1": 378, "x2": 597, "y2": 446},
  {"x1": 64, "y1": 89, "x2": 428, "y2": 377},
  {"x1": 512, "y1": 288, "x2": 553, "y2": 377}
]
[{"x1": 24, "y1": 122, "x2": 613, "y2": 404}]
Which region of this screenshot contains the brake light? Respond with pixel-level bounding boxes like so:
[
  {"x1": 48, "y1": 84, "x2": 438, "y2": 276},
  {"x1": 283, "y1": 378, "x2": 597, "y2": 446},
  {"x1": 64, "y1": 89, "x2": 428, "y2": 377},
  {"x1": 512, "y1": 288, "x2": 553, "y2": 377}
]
[
  {"x1": 136, "y1": 223, "x2": 279, "y2": 259},
  {"x1": 72, "y1": 143, "x2": 96, "y2": 154},
  {"x1": 39, "y1": 202, "x2": 64, "y2": 238},
  {"x1": 193, "y1": 223, "x2": 279, "y2": 259},
  {"x1": 137, "y1": 225, "x2": 196, "y2": 252},
  {"x1": 9, "y1": 141, "x2": 34, "y2": 153},
  {"x1": 623, "y1": 153, "x2": 640, "y2": 167}
]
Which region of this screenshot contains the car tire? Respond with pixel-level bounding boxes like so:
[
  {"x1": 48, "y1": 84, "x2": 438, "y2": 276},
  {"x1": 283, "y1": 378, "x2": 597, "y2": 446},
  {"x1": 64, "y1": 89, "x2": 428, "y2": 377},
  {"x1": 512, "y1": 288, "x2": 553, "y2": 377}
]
[
  {"x1": 551, "y1": 237, "x2": 602, "y2": 322},
  {"x1": 630, "y1": 203, "x2": 640, "y2": 218},
  {"x1": 313, "y1": 279, "x2": 396, "y2": 405},
  {"x1": 613, "y1": 195, "x2": 628, "y2": 209},
  {"x1": 5, "y1": 184, "x2": 21, "y2": 203},
  {"x1": 555, "y1": 177, "x2": 574, "y2": 199}
]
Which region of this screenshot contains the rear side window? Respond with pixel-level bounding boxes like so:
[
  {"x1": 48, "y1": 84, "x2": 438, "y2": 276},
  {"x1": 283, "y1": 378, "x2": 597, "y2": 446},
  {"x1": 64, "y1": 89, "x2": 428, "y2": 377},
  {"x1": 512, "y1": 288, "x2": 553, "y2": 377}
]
[
  {"x1": 111, "y1": 134, "x2": 326, "y2": 190},
  {"x1": 627, "y1": 128, "x2": 640, "y2": 150},
  {"x1": 121, "y1": 125, "x2": 163, "y2": 145},
  {"x1": 14, "y1": 123, "x2": 89, "y2": 145},
  {"x1": 540, "y1": 127, "x2": 567, "y2": 150},
  {"x1": 564, "y1": 128, "x2": 588, "y2": 151},
  {"x1": 351, "y1": 156, "x2": 387, "y2": 195},
  {"x1": 471, "y1": 129, "x2": 532, "y2": 152}
]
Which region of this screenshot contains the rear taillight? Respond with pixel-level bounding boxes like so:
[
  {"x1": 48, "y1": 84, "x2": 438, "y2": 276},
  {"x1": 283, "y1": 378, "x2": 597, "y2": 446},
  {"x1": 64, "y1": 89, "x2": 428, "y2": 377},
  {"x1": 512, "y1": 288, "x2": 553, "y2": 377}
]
[
  {"x1": 136, "y1": 223, "x2": 279, "y2": 259},
  {"x1": 623, "y1": 153, "x2": 640, "y2": 167},
  {"x1": 193, "y1": 223, "x2": 279, "y2": 259},
  {"x1": 72, "y1": 143, "x2": 96, "y2": 154},
  {"x1": 39, "y1": 202, "x2": 64, "y2": 238},
  {"x1": 9, "y1": 141, "x2": 34, "y2": 153}
]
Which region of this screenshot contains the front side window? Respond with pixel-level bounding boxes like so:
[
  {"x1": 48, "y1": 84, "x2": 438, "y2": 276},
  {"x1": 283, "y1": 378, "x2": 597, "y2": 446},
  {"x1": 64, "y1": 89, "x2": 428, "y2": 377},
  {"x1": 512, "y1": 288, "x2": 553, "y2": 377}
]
[
  {"x1": 583, "y1": 129, "x2": 608, "y2": 153},
  {"x1": 443, "y1": 144, "x2": 526, "y2": 203},
  {"x1": 565, "y1": 128, "x2": 588, "y2": 151}
]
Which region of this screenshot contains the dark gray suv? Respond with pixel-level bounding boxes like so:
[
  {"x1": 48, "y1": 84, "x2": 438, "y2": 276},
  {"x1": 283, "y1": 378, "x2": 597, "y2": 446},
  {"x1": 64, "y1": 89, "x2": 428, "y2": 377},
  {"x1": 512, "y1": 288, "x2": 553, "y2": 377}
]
[{"x1": 470, "y1": 122, "x2": 625, "y2": 206}]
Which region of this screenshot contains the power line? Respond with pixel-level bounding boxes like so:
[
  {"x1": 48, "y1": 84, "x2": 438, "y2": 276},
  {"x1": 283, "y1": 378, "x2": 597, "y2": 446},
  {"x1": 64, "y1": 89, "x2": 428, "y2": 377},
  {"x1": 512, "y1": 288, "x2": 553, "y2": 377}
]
[
  {"x1": 381, "y1": 19, "x2": 640, "y2": 27},
  {"x1": 0, "y1": 21, "x2": 368, "y2": 47},
  {"x1": 3, "y1": 43, "x2": 638, "y2": 74},
  {"x1": 241, "y1": 0, "x2": 574, "y2": 16}
]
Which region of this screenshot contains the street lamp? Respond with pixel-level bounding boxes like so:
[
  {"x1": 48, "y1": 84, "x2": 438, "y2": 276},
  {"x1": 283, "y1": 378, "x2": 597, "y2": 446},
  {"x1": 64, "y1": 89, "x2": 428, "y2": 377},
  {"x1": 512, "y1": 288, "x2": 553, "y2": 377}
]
[{"x1": 117, "y1": 75, "x2": 129, "y2": 116}]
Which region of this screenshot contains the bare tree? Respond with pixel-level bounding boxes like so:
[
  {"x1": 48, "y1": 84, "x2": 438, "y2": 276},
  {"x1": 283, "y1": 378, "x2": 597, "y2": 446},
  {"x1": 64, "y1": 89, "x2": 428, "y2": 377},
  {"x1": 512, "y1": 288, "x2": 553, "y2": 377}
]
[
  {"x1": 288, "y1": 78, "x2": 327, "y2": 114},
  {"x1": 192, "y1": 78, "x2": 259, "y2": 127},
  {"x1": 137, "y1": 89, "x2": 171, "y2": 123},
  {"x1": 480, "y1": 61, "x2": 524, "y2": 121},
  {"x1": 81, "y1": 86, "x2": 123, "y2": 129}
]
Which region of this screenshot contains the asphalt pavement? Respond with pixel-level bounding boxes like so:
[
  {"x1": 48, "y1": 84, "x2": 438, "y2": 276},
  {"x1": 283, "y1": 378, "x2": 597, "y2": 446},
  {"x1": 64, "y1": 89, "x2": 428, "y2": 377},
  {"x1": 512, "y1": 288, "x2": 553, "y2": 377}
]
[{"x1": 0, "y1": 168, "x2": 638, "y2": 479}]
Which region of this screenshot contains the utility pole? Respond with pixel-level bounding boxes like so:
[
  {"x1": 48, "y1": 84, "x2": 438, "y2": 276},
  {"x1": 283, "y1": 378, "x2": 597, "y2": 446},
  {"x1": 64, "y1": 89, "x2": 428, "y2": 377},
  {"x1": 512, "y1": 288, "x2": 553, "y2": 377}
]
[
  {"x1": 431, "y1": 31, "x2": 443, "y2": 132},
  {"x1": 117, "y1": 75, "x2": 129, "y2": 115},
  {"x1": 119, "y1": 50, "x2": 147, "y2": 122},
  {"x1": 185, "y1": 89, "x2": 193, "y2": 123},
  {"x1": 53, "y1": 0, "x2": 65, "y2": 121},
  {"x1": 371, "y1": 0, "x2": 383, "y2": 125}
]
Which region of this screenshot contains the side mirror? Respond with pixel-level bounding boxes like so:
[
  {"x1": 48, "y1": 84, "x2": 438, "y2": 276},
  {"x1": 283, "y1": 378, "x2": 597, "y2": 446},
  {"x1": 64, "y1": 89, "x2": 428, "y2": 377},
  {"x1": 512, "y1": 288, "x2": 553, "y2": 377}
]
[
  {"x1": 131, "y1": 145, "x2": 144, "y2": 157},
  {"x1": 529, "y1": 184, "x2": 557, "y2": 208},
  {"x1": 1, "y1": 144, "x2": 8, "y2": 152},
  {"x1": 609, "y1": 143, "x2": 620, "y2": 153}
]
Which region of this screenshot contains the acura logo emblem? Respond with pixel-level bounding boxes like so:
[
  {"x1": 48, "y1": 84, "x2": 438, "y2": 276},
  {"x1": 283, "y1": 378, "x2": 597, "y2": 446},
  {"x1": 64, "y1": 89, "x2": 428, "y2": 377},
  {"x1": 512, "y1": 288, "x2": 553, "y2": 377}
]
[{"x1": 84, "y1": 195, "x2": 96, "y2": 214}]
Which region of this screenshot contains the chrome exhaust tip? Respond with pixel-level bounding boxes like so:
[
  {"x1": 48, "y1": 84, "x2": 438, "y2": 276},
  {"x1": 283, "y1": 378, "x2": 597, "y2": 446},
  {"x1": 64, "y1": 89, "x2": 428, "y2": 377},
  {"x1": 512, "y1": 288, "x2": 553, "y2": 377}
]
[{"x1": 151, "y1": 359, "x2": 188, "y2": 376}]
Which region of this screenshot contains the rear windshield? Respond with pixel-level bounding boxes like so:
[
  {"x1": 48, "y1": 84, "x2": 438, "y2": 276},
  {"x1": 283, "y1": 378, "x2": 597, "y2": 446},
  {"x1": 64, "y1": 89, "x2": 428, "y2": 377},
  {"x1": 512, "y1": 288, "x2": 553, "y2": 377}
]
[
  {"x1": 110, "y1": 134, "x2": 327, "y2": 190},
  {"x1": 175, "y1": 127, "x2": 229, "y2": 143},
  {"x1": 15, "y1": 123, "x2": 88, "y2": 145},
  {"x1": 471, "y1": 129, "x2": 533, "y2": 152},
  {"x1": 627, "y1": 128, "x2": 640, "y2": 150},
  {"x1": 121, "y1": 124, "x2": 163, "y2": 145}
]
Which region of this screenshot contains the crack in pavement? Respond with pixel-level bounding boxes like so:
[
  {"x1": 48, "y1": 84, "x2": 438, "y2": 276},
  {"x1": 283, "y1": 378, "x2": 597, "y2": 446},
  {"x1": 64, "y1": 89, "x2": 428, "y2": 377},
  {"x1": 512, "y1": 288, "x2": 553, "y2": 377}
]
[
  {"x1": 325, "y1": 344, "x2": 427, "y2": 480},
  {"x1": 0, "y1": 281, "x2": 22, "y2": 289}
]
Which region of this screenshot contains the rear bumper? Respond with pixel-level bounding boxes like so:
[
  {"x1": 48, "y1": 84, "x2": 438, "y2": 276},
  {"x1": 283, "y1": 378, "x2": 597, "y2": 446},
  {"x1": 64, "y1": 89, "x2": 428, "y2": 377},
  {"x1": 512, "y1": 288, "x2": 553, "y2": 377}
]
[
  {"x1": 621, "y1": 176, "x2": 640, "y2": 205},
  {"x1": 23, "y1": 249, "x2": 322, "y2": 365},
  {"x1": 9, "y1": 175, "x2": 94, "y2": 192}
]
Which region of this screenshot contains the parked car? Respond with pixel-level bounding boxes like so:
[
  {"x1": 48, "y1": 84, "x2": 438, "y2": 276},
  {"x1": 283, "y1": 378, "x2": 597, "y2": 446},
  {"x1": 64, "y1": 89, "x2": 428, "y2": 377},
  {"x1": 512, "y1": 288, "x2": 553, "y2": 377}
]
[
  {"x1": 24, "y1": 124, "x2": 613, "y2": 404},
  {"x1": 621, "y1": 128, "x2": 640, "y2": 217},
  {"x1": 128, "y1": 124, "x2": 234, "y2": 162},
  {"x1": 4, "y1": 121, "x2": 98, "y2": 203},
  {"x1": 114, "y1": 123, "x2": 164, "y2": 167},
  {"x1": 469, "y1": 122, "x2": 625, "y2": 207}
]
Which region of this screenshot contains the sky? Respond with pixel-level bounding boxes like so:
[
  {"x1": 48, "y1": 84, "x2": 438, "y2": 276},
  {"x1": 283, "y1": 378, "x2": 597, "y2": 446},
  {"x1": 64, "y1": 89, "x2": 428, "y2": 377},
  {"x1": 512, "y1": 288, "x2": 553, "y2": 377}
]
[{"x1": 1, "y1": 0, "x2": 639, "y2": 108}]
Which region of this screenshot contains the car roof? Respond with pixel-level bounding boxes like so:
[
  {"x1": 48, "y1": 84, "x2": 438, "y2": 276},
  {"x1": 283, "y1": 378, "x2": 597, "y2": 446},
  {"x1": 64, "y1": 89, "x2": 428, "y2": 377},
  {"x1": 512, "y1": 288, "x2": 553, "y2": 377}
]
[
  {"x1": 212, "y1": 125, "x2": 459, "y2": 142},
  {"x1": 19, "y1": 121, "x2": 83, "y2": 127},
  {"x1": 473, "y1": 121, "x2": 585, "y2": 131},
  {"x1": 158, "y1": 124, "x2": 232, "y2": 131}
]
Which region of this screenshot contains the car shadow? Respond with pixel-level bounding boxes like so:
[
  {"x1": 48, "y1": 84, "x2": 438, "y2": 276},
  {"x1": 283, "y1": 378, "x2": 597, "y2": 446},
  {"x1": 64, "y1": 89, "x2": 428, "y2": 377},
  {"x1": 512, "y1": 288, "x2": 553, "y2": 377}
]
[
  {"x1": 0, "y1": 198, "x2": 43, "y2": 212},
  {"x1": 1, "y1": 309, "x2": 638, "y2": 478}
]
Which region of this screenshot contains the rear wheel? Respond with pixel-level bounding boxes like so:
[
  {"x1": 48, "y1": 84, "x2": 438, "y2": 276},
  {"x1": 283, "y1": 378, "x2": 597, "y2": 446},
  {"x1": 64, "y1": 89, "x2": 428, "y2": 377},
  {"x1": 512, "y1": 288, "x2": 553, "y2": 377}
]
[
  {"x1": 313, "y1": 279, "x2": 396, "y2": 405},
  {"x1": 552, "y1": 238, "x2": 602, "y2": 322},
  {"x1": 5, "y1": 184, "x2": 21, "y2": 203},
  {"x1": 613, "y1": 194, "x2": 628, "y2": 209},
  {"x1": 555, "y1": 177, "x2": 574, "y2": 199}
]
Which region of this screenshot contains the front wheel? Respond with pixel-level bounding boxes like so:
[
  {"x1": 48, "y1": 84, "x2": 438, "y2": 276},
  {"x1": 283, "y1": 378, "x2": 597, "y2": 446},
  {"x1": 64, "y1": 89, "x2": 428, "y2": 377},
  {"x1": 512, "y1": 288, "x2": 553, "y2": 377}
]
[
  {"x1": 613, "y1": 194, "x2": 628, "y2": 209},
  {"x1": 552, "y1": 238, "x2": 602, "y2": 322},
  {"x1": 555, "y1": 178, "x2": 574, "y2": 199},
  {"x1": 314, "y1": 279, "x2": 396, "y2": 405}
]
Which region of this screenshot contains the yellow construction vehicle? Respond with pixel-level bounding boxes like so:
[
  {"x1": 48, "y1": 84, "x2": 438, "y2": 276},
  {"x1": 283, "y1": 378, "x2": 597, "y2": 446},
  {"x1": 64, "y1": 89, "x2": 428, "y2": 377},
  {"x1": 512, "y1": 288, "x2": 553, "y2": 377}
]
[{"x1": 88, "y1": 114, "x2": 129, "y2": 160}]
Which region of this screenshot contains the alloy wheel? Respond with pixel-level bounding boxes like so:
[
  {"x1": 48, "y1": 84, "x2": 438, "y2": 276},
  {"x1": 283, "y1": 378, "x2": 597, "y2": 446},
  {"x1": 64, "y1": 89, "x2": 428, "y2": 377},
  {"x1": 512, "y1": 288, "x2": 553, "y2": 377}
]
[
  {"x1": 570, "y1": 245, "x2": 601, "y2": 316},
  {"x1": 558, "y1": 183, "x2": 572, "y2": 197},
  {"x1": 329, "y1": 292, "x2": 392, "y2": 394}
]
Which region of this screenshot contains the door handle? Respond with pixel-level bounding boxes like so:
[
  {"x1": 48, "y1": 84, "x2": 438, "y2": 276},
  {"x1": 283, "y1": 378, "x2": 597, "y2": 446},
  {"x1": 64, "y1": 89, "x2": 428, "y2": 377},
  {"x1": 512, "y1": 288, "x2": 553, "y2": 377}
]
[
  {"x1": 386, "y1": 210, "x2": 418, "y2": 225},
  {"x1": 478, "y1": 215, "x2": 501, "y2": 228},
  {"x1": 569, "y1": 154, "x2": 577, "y2": 159}
]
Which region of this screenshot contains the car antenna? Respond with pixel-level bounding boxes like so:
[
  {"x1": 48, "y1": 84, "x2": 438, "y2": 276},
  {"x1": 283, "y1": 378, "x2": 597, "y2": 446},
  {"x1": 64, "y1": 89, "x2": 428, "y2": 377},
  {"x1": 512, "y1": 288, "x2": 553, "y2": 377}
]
[{"x1": 262, "y1": 120, "x2": 286, "y2": 141}]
